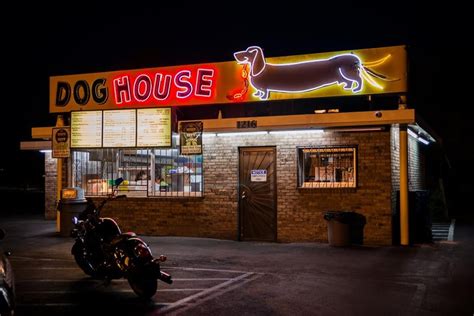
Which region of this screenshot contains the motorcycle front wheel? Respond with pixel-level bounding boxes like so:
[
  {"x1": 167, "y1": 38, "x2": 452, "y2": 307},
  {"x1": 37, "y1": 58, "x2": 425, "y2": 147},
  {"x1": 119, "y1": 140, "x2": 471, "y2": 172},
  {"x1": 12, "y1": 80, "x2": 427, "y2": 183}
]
[
  {"x1": 72, "y1": 242, "x2": 99, "y2": 277},
  {"x1": 128, "y1": 274, "x2": 157, "y2": 299}
]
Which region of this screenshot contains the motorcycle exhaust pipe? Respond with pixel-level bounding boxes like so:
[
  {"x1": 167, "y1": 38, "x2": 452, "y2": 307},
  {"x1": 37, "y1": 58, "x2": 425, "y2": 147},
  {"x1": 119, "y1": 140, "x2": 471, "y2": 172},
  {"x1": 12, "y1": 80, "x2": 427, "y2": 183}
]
[{"x1": 159, "y1": 271, "x2": 173, "y2": 284}]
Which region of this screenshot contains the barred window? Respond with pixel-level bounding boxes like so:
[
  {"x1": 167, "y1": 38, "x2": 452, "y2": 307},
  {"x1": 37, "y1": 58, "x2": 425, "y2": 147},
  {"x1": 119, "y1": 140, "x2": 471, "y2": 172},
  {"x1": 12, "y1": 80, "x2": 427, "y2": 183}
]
[
  {"x1": 297, "y1": 146, "x2": 357, "y2": 188},
  {"x1": 72, "y1": 143, "x2": 203, "y2": 197}
]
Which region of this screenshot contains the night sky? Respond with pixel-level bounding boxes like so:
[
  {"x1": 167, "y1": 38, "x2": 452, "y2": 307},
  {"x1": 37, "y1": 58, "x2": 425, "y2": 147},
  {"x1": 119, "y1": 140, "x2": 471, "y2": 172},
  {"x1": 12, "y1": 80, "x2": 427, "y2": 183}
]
[{"x1": 1, "y1": 3, "x2": 469, "y2": 207}]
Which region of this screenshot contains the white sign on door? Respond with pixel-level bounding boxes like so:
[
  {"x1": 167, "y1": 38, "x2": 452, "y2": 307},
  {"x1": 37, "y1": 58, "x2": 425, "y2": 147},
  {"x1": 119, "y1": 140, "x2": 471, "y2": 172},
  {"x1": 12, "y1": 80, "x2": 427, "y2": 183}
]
[{"x1": 251, "y1": 169, "x2": 267, "y2": 182}]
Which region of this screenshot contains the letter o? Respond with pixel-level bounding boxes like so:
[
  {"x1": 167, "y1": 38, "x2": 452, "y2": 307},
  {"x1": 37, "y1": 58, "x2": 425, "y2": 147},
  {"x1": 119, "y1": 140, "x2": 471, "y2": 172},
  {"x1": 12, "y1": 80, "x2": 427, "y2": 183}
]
[{"x1": 73, "y1": 80, "x2": 91, "y2": 105}]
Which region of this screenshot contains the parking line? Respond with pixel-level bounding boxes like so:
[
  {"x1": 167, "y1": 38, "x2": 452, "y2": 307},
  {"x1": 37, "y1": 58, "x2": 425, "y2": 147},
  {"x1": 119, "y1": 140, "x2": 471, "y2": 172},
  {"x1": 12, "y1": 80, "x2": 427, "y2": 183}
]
[{"x1": 159, "y1": 272, "x2": 262, "y2": 314}]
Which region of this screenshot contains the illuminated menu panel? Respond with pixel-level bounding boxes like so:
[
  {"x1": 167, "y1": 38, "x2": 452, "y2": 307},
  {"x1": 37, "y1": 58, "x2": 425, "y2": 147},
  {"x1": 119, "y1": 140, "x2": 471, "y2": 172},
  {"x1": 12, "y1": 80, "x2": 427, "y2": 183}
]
[
  {"x1": 103, "y1": 109, "x2": 136, "y2": 147},
  {"x1": 71, "y1": 111, "x2": 102, "y2": 148},
  {"x1": 137, "y1": 108, "x2": 171, "y2": 147}
]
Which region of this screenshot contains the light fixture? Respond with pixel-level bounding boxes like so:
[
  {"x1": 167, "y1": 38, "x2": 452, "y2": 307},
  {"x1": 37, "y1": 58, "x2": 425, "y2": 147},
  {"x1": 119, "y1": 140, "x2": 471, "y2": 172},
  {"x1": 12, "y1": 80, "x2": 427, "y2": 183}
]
[
  {"x1": 329, "y1": 127, "x2": 384, "y2": 132},
  {"x1": 40, "y1": 150, "x2": 52, "y2": 153},
  {"x1": 407, "y1": 128, "x2": 430, "y2": 145},
  {"x1": 407, "y1": 129, "x2": 418, "y2": 138},
  {"x1": 269, "y1": 129, "x2": 324, "y2": 135},
  {"x1": 216, "y1": 131, "x2": 268, "y2": 137},
  {"x1": 417, "y1": 137, "x2": 429, "y2": 145}
]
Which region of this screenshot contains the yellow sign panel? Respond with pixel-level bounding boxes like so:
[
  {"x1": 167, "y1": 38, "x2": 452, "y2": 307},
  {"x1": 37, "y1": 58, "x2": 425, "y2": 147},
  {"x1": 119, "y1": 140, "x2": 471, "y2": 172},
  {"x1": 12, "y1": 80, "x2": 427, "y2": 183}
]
[
  {"x1": 137, "y1": 108, "x2": 171, "y2": 147},
  {"x1": 52, "y1": 127, "x2": 71, "y2": 158},
  {"x1": 71, "y1": 111, "x2": 103, "y2": 148},
  {"x1": 70, "y1": 109, "x2": 172, "y2": 148},
  {"x1": 50, "y1": 45, "x2": 407, "y2": 113}
]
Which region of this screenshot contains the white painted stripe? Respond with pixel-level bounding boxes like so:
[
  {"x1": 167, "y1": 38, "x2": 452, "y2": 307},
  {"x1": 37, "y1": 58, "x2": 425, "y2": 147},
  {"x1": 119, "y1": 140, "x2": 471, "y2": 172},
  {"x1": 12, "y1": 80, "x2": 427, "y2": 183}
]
[
  {"x1": 448, "y1": 219, "x2": 456, "y2": 241},
  {"x1": 17, "y1": 302, "x2": 172, "y2": 307},
  {"x1": 158, "y1": 288, "x2": 206, "y2": 292},
  {"x1": 173, "y1": 278, "x2": 232, "y2": 281},
  {"x1": 159, "y1": 272, "x2": 254, "y2": 313},
  {"x1": 161, "y1": 273, "x2": 263, "y2": 313},
  {"x1": 163, "y1": 267, "x2": 256, "y2": 274},
  {"x1": 20, "y1": 288, "x2": 206, "y2": 294},
  {"x1": 9, "y1": 256, "x2": 72, "y2": 262},
  {"x1": 14, "y1": 267, "x2": 78, "y2": 270},
  {"x1": 16, "y1": 277, "x2": 232, "y2": 283},
  {"x1": 16, "y1": 279, "x2": 127, "y2": 283}
]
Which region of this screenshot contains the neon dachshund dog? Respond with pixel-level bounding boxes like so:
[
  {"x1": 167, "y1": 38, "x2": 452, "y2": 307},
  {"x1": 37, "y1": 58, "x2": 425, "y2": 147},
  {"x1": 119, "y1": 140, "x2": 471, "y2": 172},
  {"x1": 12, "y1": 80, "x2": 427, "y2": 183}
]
[{"x1": 234, "y1": 46, "x2": 387, "y2": 100}]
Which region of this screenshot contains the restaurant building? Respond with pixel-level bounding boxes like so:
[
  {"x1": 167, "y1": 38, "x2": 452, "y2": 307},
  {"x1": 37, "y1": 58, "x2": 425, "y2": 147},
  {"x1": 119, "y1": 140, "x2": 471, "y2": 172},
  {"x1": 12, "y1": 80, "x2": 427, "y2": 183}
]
[{"x1": 23, "y1": 45, "x2": 436, "y2": 245}]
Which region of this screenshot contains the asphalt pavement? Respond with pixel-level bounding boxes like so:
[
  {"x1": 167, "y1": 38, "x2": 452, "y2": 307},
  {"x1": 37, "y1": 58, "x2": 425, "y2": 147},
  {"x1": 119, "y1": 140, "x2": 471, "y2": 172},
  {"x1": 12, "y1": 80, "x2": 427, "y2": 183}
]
[{"x1": 1, "y1": 214, "x2": 473, "y2": 315}]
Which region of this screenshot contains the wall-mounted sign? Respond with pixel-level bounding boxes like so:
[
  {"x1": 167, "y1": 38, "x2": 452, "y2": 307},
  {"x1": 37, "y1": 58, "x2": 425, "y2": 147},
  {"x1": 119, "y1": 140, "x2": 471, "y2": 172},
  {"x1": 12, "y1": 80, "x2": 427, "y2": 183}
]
[
  {"x1": 251, "y1": 169, "x2": 267, "y2": 182},
  {"x1": 103, "y1": 109, "x2": 136, "y2": 147},
  {"x1": 71, "y1": 109, "x2": 172, "y2": 148},
  {"x1": 137, "y1": 108, "x2": 171, "y2": 147},
  {"x1": 71, "y1": 111, "x2": 102, "y2": 148},
  {"x1": 237, "y1": 120, "x2": 257, "y2": 129},
  {"x1": 179, "y1": 121, "x2": 203, "y2": 155},
  {"x1": 50, "y1": 45, "x2": 407, "y2": 113},
  {"x1": 52, "y1": 127, "x2": 70, "y2": 158}
]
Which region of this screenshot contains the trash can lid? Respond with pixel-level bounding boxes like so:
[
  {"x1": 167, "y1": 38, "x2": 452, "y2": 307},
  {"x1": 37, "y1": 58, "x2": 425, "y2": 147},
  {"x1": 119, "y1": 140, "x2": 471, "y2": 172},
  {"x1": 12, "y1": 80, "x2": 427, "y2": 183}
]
[{"x1": 61, "y1": 187, "x2": 87, "y2": 203}]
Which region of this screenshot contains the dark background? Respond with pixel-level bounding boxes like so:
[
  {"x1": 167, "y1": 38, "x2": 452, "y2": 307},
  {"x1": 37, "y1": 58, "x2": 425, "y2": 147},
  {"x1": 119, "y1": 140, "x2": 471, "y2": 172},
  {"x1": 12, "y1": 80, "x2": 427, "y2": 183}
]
[{"x1": 0, "y1": 3, "x2": 469, "y2": 214}]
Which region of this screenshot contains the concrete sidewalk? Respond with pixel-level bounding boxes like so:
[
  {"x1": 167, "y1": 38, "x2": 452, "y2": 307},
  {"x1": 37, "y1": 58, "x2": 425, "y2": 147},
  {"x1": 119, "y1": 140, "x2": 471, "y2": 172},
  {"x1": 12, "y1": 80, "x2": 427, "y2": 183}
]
[{"x1": 1, "y1": 214, "x2": 473, "y2": 315}]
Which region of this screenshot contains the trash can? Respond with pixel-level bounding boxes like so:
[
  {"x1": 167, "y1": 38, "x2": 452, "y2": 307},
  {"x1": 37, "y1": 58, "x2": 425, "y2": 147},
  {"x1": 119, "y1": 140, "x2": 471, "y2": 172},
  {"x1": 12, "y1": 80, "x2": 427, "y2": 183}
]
[
  {"x1": 324, "y1": 211, "x2": 351, "y2": 246},
  {"x1": 324, "y1": 211, "x2": 366, "y2": 246},
  {"x1": 58, "y1": 187, "x2": 88, "y2": 237}
]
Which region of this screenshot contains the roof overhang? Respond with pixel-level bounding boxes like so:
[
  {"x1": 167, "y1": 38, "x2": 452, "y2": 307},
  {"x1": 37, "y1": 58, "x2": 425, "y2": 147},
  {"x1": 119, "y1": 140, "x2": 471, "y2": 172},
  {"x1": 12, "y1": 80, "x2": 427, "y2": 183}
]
[
  {"x1": 180, "y1": 109, "x2": 416, "y2": 133},
  {"x1": 20, "y1": 140, "x2": 51, "y2": 151}
]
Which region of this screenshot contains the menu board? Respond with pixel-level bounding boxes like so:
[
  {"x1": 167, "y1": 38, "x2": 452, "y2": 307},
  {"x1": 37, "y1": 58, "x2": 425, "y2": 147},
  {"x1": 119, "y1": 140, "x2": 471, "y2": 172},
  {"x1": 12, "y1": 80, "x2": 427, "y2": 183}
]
[
  {"x1": 71, "y1": 111, "x2": 102, "y2": 148},
  {"x1": 103, "y1": 109, "x2": 136, "y2": 147},
  {"x1": 137, "y1": 108, "x2": 171, "y2": 147}
]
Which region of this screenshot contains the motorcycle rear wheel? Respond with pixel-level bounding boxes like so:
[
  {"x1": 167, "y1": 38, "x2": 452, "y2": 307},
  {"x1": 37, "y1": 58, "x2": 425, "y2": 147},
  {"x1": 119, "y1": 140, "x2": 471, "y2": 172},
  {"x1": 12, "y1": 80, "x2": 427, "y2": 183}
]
[{"x1": 128, "y1": 274, "x2": 157, "y2": 299}]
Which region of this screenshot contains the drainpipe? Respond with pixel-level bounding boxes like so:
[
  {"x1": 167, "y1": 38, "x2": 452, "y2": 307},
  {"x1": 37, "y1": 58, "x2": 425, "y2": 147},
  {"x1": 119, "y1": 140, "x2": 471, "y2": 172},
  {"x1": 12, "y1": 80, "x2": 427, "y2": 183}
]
[
  {"x1": 56, "y1": 115, "x2": 64, "y2": 233},
  {"x1": 399, "y1": 124, "x2": 409, "y2": 245}
]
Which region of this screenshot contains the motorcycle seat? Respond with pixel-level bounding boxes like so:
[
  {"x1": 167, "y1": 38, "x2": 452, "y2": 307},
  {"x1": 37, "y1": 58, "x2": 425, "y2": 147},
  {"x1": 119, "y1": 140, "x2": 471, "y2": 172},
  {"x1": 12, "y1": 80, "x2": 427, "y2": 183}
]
[
  {"x1": 122, "y1": 232, "x2": 137, "y2": 237},
  {"x1": 110, "y1": 232, "x2": 137, "y2": 245}
]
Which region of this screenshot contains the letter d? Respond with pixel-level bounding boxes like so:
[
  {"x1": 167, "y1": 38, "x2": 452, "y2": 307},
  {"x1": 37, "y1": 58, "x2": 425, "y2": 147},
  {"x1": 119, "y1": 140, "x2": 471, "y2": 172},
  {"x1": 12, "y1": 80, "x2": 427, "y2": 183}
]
[{"x1": 56, "y1": 81, "x2": 71, "y2": 107}]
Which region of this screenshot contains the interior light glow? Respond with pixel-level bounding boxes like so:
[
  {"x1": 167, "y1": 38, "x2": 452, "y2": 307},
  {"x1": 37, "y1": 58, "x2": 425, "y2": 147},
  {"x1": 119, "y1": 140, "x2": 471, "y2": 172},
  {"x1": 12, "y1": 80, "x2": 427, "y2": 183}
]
[
  {"x1": 40, "y1": 150, "x2": 52, "y2": 153},
  {"x1": 203, "y1": 133, "x2": 217, "y2": 137},
  {"x1": 217, "y1": 131, "x2": 268, "y2": 137},
  {"x1": 269, "y1": 129, "x2": 324, "y2": 135}
]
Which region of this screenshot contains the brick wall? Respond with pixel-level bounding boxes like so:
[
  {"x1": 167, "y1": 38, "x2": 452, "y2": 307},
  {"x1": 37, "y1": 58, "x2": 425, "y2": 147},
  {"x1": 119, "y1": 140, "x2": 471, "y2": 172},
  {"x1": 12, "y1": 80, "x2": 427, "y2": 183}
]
[
  {"x1": 98, "y1": 130, "x2": 393, "y2": 245},
  {"x1": 44, "y1": 152, "x2": 57, "y2": 219},
  {"x1": 44, "y1": 153, "x2": 69, "y2": 220},
  {"x1": 391, "y1": 126, "x2": 426, "y2": 192}
]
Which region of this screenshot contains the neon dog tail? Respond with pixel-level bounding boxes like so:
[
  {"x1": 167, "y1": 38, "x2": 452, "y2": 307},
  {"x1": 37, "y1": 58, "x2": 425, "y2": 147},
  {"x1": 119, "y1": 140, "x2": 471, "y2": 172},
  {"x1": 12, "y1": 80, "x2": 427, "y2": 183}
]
[{"x1": 358, "y1": 54, "x2": 399, "y2": 89}]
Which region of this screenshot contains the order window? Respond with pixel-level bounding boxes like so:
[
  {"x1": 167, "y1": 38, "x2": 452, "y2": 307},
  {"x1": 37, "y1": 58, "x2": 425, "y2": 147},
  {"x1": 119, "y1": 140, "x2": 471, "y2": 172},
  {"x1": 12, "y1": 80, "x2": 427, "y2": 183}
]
[
  {"x1": 71, "y1": 143, "x2": 203, "y2": 198},
  {"x1": 297, "y1": 146, "x2": 357, "y2": 188}
]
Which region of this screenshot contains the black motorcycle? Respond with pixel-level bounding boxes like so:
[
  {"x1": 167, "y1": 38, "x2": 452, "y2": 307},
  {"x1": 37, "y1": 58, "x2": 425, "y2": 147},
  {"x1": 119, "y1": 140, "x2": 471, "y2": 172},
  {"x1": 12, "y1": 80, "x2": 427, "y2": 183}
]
[{"x1": 69, "y1": 179, "x2": 172, "y2": 298}]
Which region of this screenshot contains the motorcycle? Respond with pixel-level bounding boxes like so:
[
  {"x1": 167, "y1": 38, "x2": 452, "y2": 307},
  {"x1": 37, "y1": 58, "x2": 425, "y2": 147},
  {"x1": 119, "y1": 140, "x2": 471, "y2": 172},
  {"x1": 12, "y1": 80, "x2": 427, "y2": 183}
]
[
  {"x1": 68, "y1": 178, "x2": 172, "y2": 298},
  {"x1": 0, "y1": 229, "x2": 15, "y2": 316}
]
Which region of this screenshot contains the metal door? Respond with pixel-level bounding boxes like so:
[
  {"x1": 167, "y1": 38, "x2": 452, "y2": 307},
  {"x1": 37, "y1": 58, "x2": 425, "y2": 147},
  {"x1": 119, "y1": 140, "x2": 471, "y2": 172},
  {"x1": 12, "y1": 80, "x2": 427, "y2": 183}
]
[{"x1": 239, "y1": 147, "x2": 276, "y2": 241}]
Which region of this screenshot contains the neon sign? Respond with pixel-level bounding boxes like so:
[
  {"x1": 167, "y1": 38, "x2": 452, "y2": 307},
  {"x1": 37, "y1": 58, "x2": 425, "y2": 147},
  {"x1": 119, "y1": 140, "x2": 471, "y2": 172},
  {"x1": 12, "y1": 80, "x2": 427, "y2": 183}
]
[
  {"x1": 113, "y1": 67, "x2": 216, "y2": 105},
  {"x1": 50, "y1": 45, "x2": 406, "y2": 113},
  {"x1": 233, "y1": 46, "x2": 395, "y2": 100}
]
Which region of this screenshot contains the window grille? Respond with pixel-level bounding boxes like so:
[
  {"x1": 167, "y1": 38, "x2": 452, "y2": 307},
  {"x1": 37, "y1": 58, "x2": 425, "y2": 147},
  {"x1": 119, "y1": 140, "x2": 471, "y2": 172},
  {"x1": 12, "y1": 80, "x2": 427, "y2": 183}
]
[
  {"x1": 72, "y1": 142, "x2": 203, "y2": 197},
  {"x1": 297, "y1": 146, "x2": 357, "y2": 188}
]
